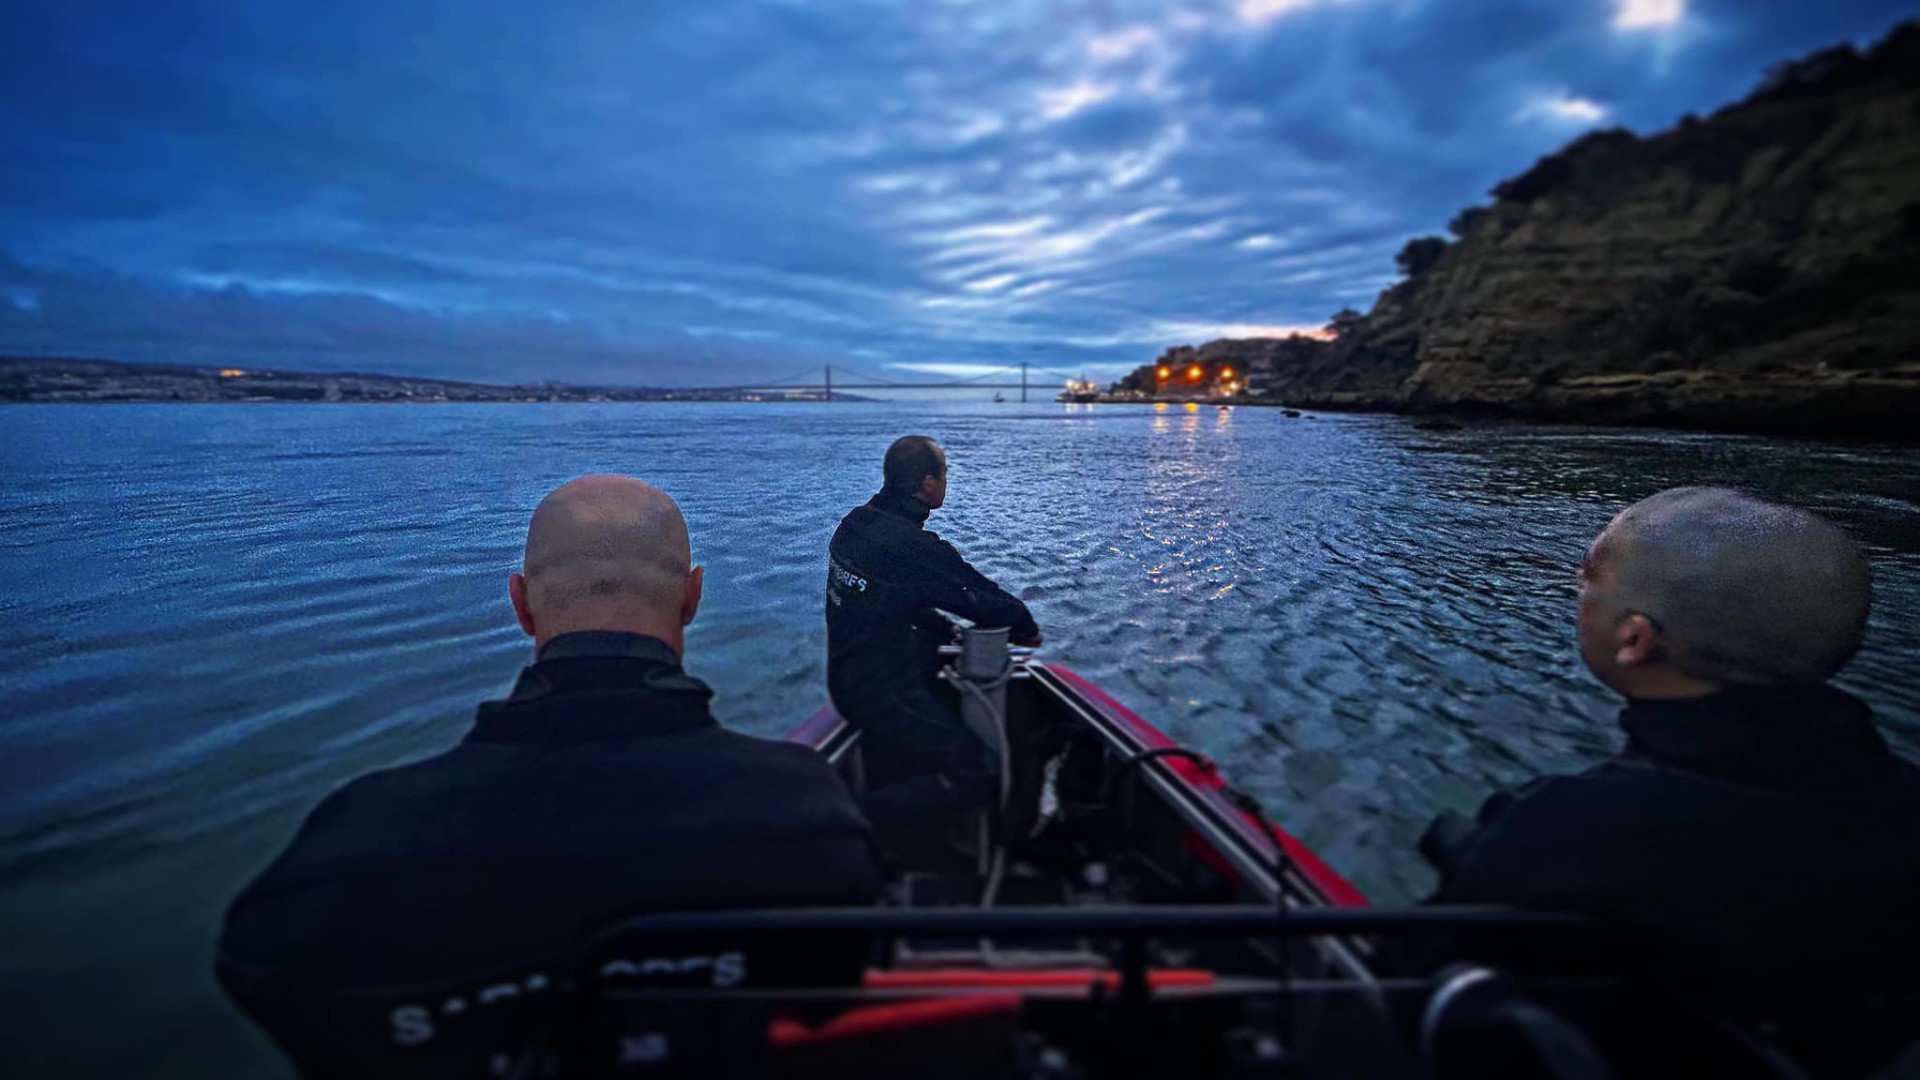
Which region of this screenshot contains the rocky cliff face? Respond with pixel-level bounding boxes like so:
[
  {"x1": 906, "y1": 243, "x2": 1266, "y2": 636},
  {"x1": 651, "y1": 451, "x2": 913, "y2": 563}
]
[{"x1": 1138, "y1": 22, "x2": 1920, "y2": 438}]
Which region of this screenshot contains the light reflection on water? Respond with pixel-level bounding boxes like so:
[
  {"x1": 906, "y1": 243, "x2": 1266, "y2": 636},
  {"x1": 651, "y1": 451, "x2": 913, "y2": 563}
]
[{"x1": 0, "y1": 401, "x2": 1915, "y2": 1078}]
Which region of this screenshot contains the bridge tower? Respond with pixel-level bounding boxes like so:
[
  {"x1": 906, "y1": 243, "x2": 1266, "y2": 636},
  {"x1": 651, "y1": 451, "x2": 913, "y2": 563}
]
[
  {"x1": 1021, "y1": 361, "x2": 1028, "y2": 403},
  {"x1": 824, "y1": 364, "x2": 832, "y2": 403}
]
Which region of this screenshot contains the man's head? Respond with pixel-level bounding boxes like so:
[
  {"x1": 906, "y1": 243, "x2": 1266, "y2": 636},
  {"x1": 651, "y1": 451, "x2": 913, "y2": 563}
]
[
  {"x1": 1575, "y1": 486, "x2": 1870, "y2": 699},
  {"x1": 883, "y1": 435, "x2": 947, "y2": 509},
  {"x1": 507, "y1": 475, "x2": 704, "y2": 655}
]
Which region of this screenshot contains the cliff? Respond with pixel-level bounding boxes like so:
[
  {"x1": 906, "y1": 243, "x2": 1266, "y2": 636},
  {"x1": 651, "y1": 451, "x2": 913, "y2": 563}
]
[{"x1": 1133, "y1": 21, "x2": 1920, "y2": 438}]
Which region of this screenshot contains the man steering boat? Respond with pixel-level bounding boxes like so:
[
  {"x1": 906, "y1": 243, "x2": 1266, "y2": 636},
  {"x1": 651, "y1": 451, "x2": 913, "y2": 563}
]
[{"x1": 826, "y1": 435, "x2": 1043, "y2": 860}]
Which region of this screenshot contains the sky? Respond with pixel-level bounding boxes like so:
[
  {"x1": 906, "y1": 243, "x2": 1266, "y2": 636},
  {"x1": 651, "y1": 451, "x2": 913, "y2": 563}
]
[{"x1": 0, "y1": 0, "x2": 1913, "y2": 386}]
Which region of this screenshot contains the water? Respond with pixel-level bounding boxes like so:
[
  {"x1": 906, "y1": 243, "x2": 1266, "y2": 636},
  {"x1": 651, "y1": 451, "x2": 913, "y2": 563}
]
[{"x1": 2, "y1": 401, "x2": 1916, "y2": 1078}]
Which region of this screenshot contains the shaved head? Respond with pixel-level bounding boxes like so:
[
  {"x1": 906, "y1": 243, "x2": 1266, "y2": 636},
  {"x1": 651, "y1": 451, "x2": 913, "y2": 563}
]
[
  {"x1": 1582, "y1": 487, "x2": 1870, "y2": 689},
  {"x1": 509, "y1": 475, "x2": 702, "y2": 652}
]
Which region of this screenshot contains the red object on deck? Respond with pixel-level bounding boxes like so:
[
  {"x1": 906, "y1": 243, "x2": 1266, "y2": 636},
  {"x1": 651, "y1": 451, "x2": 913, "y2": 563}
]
[
  {"x1": 864, "y1": 968, "x2": 1214, "y2": 990},
  {"x1": 768, "y1": 994, "x2": 1022, "y2": 1047},
  {"x1": 1042, "y1": 663, "x2": 1369, "y2": 908}
]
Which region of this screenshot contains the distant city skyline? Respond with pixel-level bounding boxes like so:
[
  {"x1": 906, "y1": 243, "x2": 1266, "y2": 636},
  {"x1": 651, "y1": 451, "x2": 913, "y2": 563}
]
[{"x1": 1, "y1": 0, "x2": 1911, "y2": 386}]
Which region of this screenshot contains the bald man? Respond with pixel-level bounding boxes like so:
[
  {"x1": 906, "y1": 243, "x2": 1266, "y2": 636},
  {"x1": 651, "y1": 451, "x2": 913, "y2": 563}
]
[
  {"x1": 1419, "y1": 487, "x2": 1920, "y2": 1076},
  {"x1": 218, "y1": 475, "x2": 880, "y2": 1078}
]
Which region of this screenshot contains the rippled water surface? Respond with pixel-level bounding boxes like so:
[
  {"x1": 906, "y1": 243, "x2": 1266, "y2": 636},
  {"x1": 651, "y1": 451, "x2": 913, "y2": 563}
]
[{"x1": 3, "y1": 402, "x2": 1917, "y2": 1077}]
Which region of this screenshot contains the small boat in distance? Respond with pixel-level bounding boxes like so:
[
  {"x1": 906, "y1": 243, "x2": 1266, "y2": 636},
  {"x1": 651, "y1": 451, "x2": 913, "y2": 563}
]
[
  {"x1": 993, "y1": 392, "x2": 1006, "y2": 403},
  {"x1": 1057, "y1": 376, "x2": 1100, "y2": 403}
]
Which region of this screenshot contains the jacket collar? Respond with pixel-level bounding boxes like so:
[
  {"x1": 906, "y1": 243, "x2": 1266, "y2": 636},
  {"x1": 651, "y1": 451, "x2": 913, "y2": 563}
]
[
  {"x1": 1619, "y1": 683, "x2": 1895, "y2": 789},
  {"x1": 468, "y1": 632, "x2": 716, "y2": 745},
  {"x1": 868, "y1": 489, "x2": 931, "y2": 526},
  {"x1": 536, "y1": 630, "x2": 681, "y2": 665}
]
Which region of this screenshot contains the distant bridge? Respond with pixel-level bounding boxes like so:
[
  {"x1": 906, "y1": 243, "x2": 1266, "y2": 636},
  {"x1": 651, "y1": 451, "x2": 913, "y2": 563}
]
[{"x1": 696, "y1": 362, "x2": 1095, "y2": 402}]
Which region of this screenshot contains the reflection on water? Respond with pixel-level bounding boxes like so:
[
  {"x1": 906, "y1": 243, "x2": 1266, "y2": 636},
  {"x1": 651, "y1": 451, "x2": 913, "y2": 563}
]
[{"x1": 1, "y1": 402, "x2": 1915, "y2": 1078}]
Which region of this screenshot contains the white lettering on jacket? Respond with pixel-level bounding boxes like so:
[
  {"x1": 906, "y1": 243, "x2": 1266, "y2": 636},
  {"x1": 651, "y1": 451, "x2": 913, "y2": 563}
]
[
  {"x1": 596, "y1": 950, "x2": 748, "y2": 988},
  {"x1": 384, "y1": 952, "x2": 746, "y2": 1047},
  {"x1": 386, "y1": 970, "x2": 553, "y2": 1046},
  {"x1": 830, "y1": 559, "x2": 869, "y2": 594}
]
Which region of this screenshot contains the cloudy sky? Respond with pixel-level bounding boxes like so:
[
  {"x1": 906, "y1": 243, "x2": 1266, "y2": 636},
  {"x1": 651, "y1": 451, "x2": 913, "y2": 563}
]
[{"x1": 0, "y1": 0, "x2": 1911, "y2": 385}]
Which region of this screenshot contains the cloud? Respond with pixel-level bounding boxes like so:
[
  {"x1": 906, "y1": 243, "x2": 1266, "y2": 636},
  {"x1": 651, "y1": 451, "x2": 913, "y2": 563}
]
[
  {"x1": 962, "y1": 273, "x2": 1021, "y2": 293},
  {"x1": 1152, "y1": 321, "x2": 1332, "y2": 341},
  {"x1": 1036, "y1": 81, "x2": 1121, "y2": 122},
  {"x1": 1235, "y1": 0, "x2": 1352, "y2": 30},
  {"x1": 1087, "y1": 25, "x2": 1163, "y2": 63},
  {"x1": 0, "y1": 0, "x2": 1907, "y2": 383},
  {"x1": 884, "y1": 361, "x2": 1023, "y2": 377},
  {"x1": 1614, "y1": 0, "x2": 1686, "y2": 32},
  {"x1": 1516, "y1": 93, "x2": 1611, "y2": 125},
  {"x1": 1061, "y1": 319, "x2": 1331, "y2": 349}
]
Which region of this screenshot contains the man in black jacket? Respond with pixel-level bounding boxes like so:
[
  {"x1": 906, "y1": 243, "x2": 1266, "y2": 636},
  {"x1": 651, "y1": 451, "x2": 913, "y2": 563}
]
[
  {"x1": 219, "y1": 475, "x2": 881, "y2": 1078},
  {"x1": 827, "y1": 435, "x2": 1041, "y2": 843},
  {"x1": 1421, "y1": 487, "x2": 1920, "y2": 1076}
]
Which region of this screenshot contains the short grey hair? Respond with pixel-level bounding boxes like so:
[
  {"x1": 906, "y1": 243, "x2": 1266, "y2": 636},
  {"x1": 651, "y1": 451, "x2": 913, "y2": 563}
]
[{"x1": 1598, "y1": 487, "x2": 1871, "y2": 686}]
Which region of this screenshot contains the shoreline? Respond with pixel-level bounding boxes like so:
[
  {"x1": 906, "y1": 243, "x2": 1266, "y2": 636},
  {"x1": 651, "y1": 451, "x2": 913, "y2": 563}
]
[
  {"x1": 1080, "y1": 393, "x2": 1920, "y2": 444},
  {"x1": 9, "y1": 355, "x2": 1914, "y2": 442}
]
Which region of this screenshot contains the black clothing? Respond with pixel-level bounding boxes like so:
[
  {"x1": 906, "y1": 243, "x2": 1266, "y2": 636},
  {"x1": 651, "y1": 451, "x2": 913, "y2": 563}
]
[
  {"x1": 1421, "y1": 684, "x2": 1920, "y2": 1076},
  {"x1": 825, "y1": 490, "x2": 1037, "y2": 794},
  {"x1": 218, "y1": 632, "x2": 881, "y2": 1077}
]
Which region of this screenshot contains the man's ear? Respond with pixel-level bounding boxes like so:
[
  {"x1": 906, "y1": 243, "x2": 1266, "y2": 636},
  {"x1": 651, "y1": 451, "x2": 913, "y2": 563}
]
[
  {"x1": 917, "y1": 473, "x2": 938, "y2": 503},
  {"x1": 682, "y1": 565, "x2": 704, "y2": 627},
  {"x1": 508, "y1": 572, "x2": 537, "y2": 638},
  {"x1": 1614, "y1": 612, "x2": 1659, "y2": 667}
]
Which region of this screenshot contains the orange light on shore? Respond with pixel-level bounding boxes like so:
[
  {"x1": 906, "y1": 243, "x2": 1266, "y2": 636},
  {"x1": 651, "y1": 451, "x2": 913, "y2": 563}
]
[
  {"x1": 1157, "y1": 366, "x2": 1170, "y2": 379},
  {"x1": 1187, "y1": 364, "x2": 1203, "y2": 381},
  {"x1": 1220, "y1": 366, "x2": 1234, "y2": 379}
]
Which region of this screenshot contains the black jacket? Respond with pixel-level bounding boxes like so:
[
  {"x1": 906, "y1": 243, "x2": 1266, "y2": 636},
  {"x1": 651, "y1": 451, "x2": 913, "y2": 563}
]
[
  {"x1": 1423, "y1": 684, "x2": 1920, "y2": 1075},
  {"x1": 218, "y1": 632, "x2": 881, "y2": 1077},
  {"x1": 825, "y1": 490, "x2": 1038, "y2": 718}
]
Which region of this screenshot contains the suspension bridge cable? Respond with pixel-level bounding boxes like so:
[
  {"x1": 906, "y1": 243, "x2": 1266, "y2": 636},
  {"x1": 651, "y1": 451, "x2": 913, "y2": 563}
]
[
  {"x1": 1030, "y1": 365, "x2": 1094, "y2": 384},
  {"x1": 830, "y1": 363, "x2": 926, "y2": 387},
  {"x1": 953, "y1": 365, "x2": 1021, "y2": 384}
]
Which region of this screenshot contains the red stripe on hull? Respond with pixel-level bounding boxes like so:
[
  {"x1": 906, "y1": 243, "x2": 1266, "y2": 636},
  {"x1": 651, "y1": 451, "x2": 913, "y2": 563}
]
[
  {"x1": 769, "y1": 994, "x2": 1021, "y2": 1047},
  {"x1": 1042, "y1": 663, "x2": 1369, "y2": 908}
]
